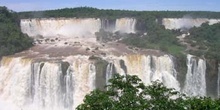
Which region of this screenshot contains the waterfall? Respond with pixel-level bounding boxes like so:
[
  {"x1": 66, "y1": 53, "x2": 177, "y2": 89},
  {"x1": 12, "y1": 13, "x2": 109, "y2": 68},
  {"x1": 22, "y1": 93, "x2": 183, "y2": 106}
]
[
  {"x1": 20, "y1": 18, "x2": 136, "y2": 39},
  {"x1": 20, "y1": 18, "x2": 101, "y2": 38},
  {"x1": 162, "y1": 18, "x2": 220, "y2": 30},
  {"x1": 0, "y1": 57, "x2": 32, "y2": 107},
  {"x1": 89, "y1": 63, "x2": 96, "y2": 90},
  {"x1": 106, "y1": 63, "x2": 114, "y2": 85},
  {"x1": 0, "y1": 54, "x2": 211, "y2": 110},
  {"x1": 183, "y1": 54, "x2": 206, "y2": 96},
  {"x1": 218, "y1": 64, "x2": 220, "y2": 98},
  {"x1": 122, "y1": 55, "x2": 180, "y2": 90},
  {"x1": 142, "y1": 55, "x2": 152, "y2": 85},
  {"x1": 63, "y1": 66, "x2": 74, "y2": 109},
  {"x1": 151, "y1": 55, "x2": 179, "y2": 90},
  {"x1": 101, "y1": 19, "x2": 115, "y2": 32},
  {"x1": 0, "y1": 56, "x2": 98, "y2": 110},
  {"x1": 32, "y1": 62, "x2": 63, "y2": 110},
  {"x1": 115, "y1": 18, "x2": 136, "y2": 33}
]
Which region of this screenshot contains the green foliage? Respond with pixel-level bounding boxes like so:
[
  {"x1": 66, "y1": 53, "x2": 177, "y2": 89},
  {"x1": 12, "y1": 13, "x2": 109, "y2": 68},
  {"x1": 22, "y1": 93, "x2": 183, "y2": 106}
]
[
  {"x1": 185, "y1": 97, "x2": 220, "y2": 110},
  {"x1": 121, "y1": 19, "x2": 184, "y2": 56},
  {"x1": 77, "y1": 74, "x2": 184, "y2": 110},
  {"x1": 187, "y1": 23, "x2": 220, "y2": 60},
  {"x1": 0, "y1": 6, "x2": 33, "y2": 57},
  {"x1": 19, "y1": 7, "x2": 220, "y2": 19},
  {"x1": 77, "y1": 74, "x2": 220, "y2": 110}
]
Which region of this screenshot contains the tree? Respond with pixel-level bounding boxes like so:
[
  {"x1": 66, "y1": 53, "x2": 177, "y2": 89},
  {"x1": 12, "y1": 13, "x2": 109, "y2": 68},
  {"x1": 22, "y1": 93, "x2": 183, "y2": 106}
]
[
  {"x1": 0, "y1": 6, "x2": 33, "y2": 57},
  {"x1": 77, "y1": 74, "x2": 220, "y2": 110},
  {"x1": 76, "y1": 74, "x2": 185, "y2": 110}
]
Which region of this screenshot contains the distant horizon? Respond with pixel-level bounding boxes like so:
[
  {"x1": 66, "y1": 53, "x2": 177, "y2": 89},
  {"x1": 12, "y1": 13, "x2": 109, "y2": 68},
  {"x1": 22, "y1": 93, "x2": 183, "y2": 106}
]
[
  {"x1": 3, "y1": 6, "x2": 220, "y2": 13},
  {"x1": 1, "y1": 0, "x2": 220, "y2": 12}
]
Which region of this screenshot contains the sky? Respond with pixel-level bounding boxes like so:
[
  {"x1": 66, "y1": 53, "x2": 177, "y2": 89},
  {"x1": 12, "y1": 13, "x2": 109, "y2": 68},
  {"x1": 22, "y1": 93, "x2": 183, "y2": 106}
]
[{"x1": 1, "y1": 0, "x2": 220, "y2": 12}]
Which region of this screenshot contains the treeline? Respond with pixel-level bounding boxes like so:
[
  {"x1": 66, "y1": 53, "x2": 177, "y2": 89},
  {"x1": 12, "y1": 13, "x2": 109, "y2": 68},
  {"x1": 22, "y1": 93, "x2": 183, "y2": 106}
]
[
  {"x1": 0, "y1": 6, "x2": 33, "y2": 57},
  {"x1": 19, "y1": 7, "x2": 220, "y2": 19}
]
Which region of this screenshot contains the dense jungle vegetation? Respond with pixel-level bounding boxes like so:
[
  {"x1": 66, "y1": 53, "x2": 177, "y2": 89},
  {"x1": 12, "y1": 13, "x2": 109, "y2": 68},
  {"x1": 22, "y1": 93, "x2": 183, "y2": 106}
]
[{"x1": 0, "y1": 6, "x2": 33, "y2": 57}]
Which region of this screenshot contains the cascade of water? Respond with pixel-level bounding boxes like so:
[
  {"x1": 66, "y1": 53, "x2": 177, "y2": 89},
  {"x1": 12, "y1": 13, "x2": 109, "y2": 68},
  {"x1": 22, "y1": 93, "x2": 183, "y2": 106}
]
[
  {"x1": 0, "y1": 57, "x2": 33, "y2": 110},
  {"x1": 63, "y1": 66, "x2": 74, "y2": 109},
  {"x1": 0, "y1": 54, "x2": 210, "y2": 110},
  {"x1": 21, "y1": 18, "x2": 102, "y2": 38},
  {"x1": 20, "y1": 18, "x2": 137, "y2": 39},
  {"x1": 101, "y1": 19, "x2": 115, "y2": 32},
  {"x1": 162, "y1": 18, "x2": 220, "y2": 30},
  {"x1": 142, "y1": 56, "x2": 152, "y2": 85},
  {"x1": 28, "y1": 61, "x2": 75, "y2": 110},
  {"x1": 183, "y1": 54, "x2": 206, "y2": 96},
  {"x1": 0, "y1": 57, "x2": 32, "y2": 107},
  {"x1": 35, "y1": 62, "x2": 62, "y2": 109},
  {"x1": 151, "y1": 55, "x2": 180, "y2": 91},
  {"x1": 69, "y1": 58, "x2": 95, "y2": 109},
  {"x1": 120, "y1": 55, "x2": 180, "y2": 90},
  {"x1": 218, "y1": 64, "x2": 220, "y2": 98},
  {"x1": 106, "y1": 63, "x2": 114, "y2": 85},
  {"x1": 115, "y1": 18, "x2": 136, "y2": 33},
  {"x1": 89, "y1": 63, "x2": 96, "y2": 90},
  {"x1": 32, "y1": 62, "x2": 43, "y2": 108}
]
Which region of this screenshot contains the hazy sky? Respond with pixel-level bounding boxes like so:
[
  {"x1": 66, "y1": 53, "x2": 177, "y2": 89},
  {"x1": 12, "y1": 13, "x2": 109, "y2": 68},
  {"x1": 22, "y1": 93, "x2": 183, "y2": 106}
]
[{"x1": 1, "y1": 0, "x2": 220, "y2": 12}]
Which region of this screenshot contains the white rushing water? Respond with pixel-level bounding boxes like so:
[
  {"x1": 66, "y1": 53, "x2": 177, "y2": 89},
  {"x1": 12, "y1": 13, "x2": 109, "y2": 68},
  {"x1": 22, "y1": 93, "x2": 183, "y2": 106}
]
[
  {"x1": 218, "y1": 64, "x2": 220, "y2": 98},
  {"x1": 115, "y1": 18, "x2": 136, "y2": 33},
  {"x1": 20, "y1": 18, "x2": 101, "y2": 38},
  {"x1": 0, "y1": 56, "x2": 96, "y2": 110},
  {"x1": 183, "y1": 54, "x2": 206, "y2": 96},
  {"x1": 106, "y1": 63, "x2": 114, "y2": 86},
  {"x1": 121, "y1": 55, "x2": 180, "y2": 90},
  {"x1": 20, "y1": 18, "x2": 136, "y2": 39},
  {"x1": 162, "y1": 18, "x2": 220, "y2": 30},
  {"x1": 0, "y1": 54, "x2": 210, "y2": 110}
]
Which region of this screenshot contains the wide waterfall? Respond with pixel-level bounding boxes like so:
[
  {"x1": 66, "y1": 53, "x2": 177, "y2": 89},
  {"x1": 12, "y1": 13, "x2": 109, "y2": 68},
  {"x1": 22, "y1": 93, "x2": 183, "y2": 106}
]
[
  {"x1": 20, "y1": 18, "x2": 136, "y2": 38},
  {"x1": 0, "y1": 54, "x2": 183, "y2": 110},
  {"x1": 162, "y1": 18, "x2": 220, "y2": 30},
  {"x1": 20, "y1": 18, "x2": 101, "y2": 38}
]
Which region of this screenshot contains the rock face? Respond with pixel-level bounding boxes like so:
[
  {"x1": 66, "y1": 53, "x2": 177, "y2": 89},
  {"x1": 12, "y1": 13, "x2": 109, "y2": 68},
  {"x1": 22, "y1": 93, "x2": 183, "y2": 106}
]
[{"x1": 162, "y1": 18, "x2": 220, "y2": 30}]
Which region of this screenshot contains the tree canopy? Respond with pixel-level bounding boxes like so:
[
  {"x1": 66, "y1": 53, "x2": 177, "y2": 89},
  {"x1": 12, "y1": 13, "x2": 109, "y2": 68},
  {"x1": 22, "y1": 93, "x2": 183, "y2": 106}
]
[
  {"x1": 0, "y1": 6, "x2": 33, "y2": 57},
  {"x1": 77, "y1": 74, "x2": 220, "y2": 110},
  {"x1": 186, "y1": 22, "x2": 220, "y2": 60},
  {"x1": 19, "y1": 7, "x2": 220, "y2": 19}
]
